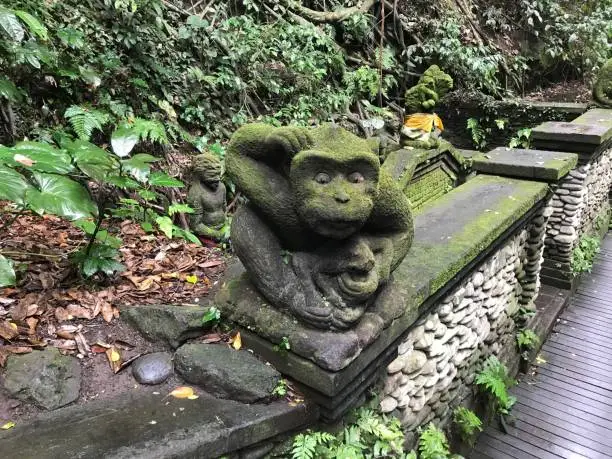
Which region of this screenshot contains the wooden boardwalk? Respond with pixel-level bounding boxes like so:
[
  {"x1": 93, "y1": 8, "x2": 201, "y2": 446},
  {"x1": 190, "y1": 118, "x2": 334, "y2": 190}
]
[{"x1": 471, "y1": 236, "x2": 612, "y2": 459}]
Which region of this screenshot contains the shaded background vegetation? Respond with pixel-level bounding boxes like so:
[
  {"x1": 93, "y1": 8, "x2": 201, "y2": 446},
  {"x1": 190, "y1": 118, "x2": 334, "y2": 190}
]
[{"x1": 1, "y1": 0, "x2": 610, "y2": 146}]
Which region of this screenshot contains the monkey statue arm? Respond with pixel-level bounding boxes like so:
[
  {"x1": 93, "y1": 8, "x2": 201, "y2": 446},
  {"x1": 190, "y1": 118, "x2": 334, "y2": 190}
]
[
  {"x1": 225, "y1": 123, "x2": 313, "y2": 248},
  {"x1": 364, "y1": 169, "x2": 414, "y2": 271}
]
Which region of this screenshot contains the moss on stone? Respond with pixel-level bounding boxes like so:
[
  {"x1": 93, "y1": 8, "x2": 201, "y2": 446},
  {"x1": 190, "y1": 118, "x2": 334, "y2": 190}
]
[{"x1": 404, "y1": 65, "x2": 454, "y2": 113}]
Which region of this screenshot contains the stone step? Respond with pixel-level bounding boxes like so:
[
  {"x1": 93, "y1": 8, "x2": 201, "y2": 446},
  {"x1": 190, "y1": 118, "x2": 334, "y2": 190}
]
[{"x1": 0, "y1": 392, "x2": 317, "y2": 459}]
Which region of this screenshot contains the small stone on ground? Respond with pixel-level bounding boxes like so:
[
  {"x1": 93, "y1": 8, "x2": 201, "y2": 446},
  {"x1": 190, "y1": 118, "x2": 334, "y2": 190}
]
[
  {"x1": 174, "y1": 344, "x2": 280, "y2": 403},
  {"x1": 3, "y1": 348, "x2": 81, "y2": 410},
  {"x1": 132, "y1": 352, "x2": 174, "y2": 385}
]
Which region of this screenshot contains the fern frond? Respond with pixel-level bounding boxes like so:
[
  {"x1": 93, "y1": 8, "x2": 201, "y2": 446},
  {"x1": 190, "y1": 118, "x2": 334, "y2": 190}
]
[
  {"x1": 291, "y1": 433, "x2": 318, "y2": 459},
  {"x1": 131, "y1": 117, "x2": 168, "y2": 145},
  {"x1": 65, "y1": 105, "x2": 110, "y2": 140},
  {"x1": 418, "y1": 423, "x2": 450, "y2": 459}
]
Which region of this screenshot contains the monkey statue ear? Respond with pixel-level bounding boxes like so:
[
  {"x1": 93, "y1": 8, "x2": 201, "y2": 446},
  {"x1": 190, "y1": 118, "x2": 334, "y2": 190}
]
[{"x1": 266, "y1": 126, "x2": 314, "y2": 158}]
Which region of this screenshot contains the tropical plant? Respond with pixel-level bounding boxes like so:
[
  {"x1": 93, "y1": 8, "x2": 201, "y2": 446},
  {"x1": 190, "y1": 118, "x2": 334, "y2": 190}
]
[
  {"x1": 452, "y1": 407, "x2": 483, "y2": 446},
  {"x1": 0, "y1": 113, "x2": 196, "y2": 283},
  {"x1": 475, "y1": 356, "x2": 517, "y2": 415},
  {"x1": 291, "y1": 408, "x2": 407, "y2": 459},
  {"x1": 571, "y1": 235, "x2": 600, "y2": 273}
]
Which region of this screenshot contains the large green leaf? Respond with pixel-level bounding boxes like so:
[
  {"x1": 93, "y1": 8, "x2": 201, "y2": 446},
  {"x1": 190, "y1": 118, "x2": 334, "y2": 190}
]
[
  {"x1": 0, "y1": 77, "x2": 23, "y2": 102},
  {"x1": 0, "y1": 164, "x2": 32, "y2": 206},
  {"x1": 0, "y1": 142, "x2": 74, "y2": 174},
  {"x1": 0, "y1": 7, "x2": 24, "y2": 42},
  {"x1": 14, "y1": 10, "x2": 47, "y2": 40},
  {"x1": 66, "y1": 140, "x2": 118, "y2": 181},
  {"x1": 121, "y1": 154, "x2": 159, "y2": 183},
  {"x1": 0, "y1": 255, "x2": 16, "y2": 287},
  {"x1": 27, "y1": 172, "x2": 97, "y2": 220},
  {"x1": 148, "y1": 171, "x2": 184, "y2": 187},
  {"x1": 111, "y1": 126, "x2": 139, "y2": 158}
]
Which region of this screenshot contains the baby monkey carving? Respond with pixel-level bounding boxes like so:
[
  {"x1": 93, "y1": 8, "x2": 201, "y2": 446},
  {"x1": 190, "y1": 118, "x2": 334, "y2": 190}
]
[
  {"x1": 187, "y1": 152, "x2": 227, "y2": 240},
  {"x1": 226, "y1": 124, "x2": 414, "y2": 331}
]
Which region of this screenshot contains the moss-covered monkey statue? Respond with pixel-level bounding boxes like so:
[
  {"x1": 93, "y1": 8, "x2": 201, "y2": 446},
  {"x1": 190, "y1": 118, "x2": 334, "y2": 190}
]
[
  {"x1": 593, "y1": 58, "x2": 612, "y2": 107},
  {"x1": 226, "y1": 123, "x2": 414, "y2": 331},
  {"x1": 186, "y1": 152, "x2": 227, "y2": 240}
]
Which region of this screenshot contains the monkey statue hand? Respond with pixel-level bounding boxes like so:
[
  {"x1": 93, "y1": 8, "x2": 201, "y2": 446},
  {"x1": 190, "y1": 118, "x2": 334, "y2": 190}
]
[{"x1": 265, "y1": 126, "x2": 313, "y2": 158}]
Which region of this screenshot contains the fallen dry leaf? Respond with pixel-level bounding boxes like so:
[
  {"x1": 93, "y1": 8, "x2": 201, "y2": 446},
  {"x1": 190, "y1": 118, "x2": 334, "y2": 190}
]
[
  {"x1": 14, "y1": 153, "x2": 34, "y2": 166},
  {"x1": 101, "y1": 302, "x2": 114, "y2": 323},
  {"x1": 1, "y1": 421, "x2": 15, "y2": 430},
  {"x1": 74, "y1": 332, "x2": 91, "y2": 355},
  {"x1": 169, "y1": 386, "x2": 199, "y2": 400},
  {"x1": 231, "y1": 332, "x2": 242, "y2": 351},
  {"x1": 106, "y1": 346, "x2": 122, "y2": 373},
  {"x1": 0, "y1": 321, "x2": 18, "y2": 340}
]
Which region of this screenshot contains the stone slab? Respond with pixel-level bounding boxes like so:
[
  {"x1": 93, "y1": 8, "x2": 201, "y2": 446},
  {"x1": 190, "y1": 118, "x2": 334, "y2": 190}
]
[
  {"x1": 572, "y1": 108, "x2": 612, "y2": 128},
  {"x1": 0, "y1": 392, "x2": 317, "y2": 459},
  {"x1": 472, "y1": 147, "x2": 577, "y2": 181},
  {"x1": 214, "y1": 175, "x2": 548, "y2": 400},
  {"x1": 518, "y1": 100, "x2": 588, "y2": 114},
  {"x1": 532, "y1": 121, "x2": 612, "y2": 146}
]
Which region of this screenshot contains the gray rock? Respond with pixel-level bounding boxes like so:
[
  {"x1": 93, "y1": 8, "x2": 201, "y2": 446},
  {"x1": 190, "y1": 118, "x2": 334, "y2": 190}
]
[
  {"x1": 472, "y1": 272, "x2": 485, "y2": 288},
  {"x1": 3, "y1": 348, "x2": 81, "y2": 410},
  {"x1": 380, "y1": 396, "x2": 398, "y2": 413},
  {"x1": 554, "y1": 233, "x2": 574, "y2": 244},
  {"x1": 174, "y1": 344, "x2": 280, "y2": 403},
  {"x1": 122, "y1": 304, "x2": 210, "y2": 348},
  {"x1": 132, "y1": 352, "x2": 174, "y2": 385},
  {"x1": 559, "y1": 195, "x2": 580, "y2": 205},
  {"x1": 402, "y1": 350, "x2": 427, "y2": 374}
]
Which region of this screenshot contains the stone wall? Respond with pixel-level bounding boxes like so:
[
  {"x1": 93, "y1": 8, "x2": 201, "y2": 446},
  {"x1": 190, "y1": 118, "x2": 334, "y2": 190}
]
[
  {"x1": 378, "y1": 203, "x2": 551, "y2": 440},
  {"x1": 544, "y1": 146, "x2": 612, "y2": 271}
]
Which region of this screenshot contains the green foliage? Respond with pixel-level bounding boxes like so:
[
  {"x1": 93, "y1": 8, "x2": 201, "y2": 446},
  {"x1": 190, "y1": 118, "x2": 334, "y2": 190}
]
[
  {"x1": 466, "y1": 117, "x2": 508, "y2": 150},
  {"x1": 475, "y1": 356, "x2": 517, "y2": 415},
  {"x1": 417, "y1": 423, "x2": 462, "y2": 459},
  {"x1": 272, "y1": 378, "x2": 289, "y2": 397},
  {"x1": 202, "y1": 306, "x2": 221, "y2": 326},
  {"x1": 274, "y1": 336, "x2": 291, "y2": 352},
  {"x1": 509, "y1": 128, "x2": 532, "y2": 149},
  {"x1": 0, "y1": 254, "x2": 16, "y2": 287},
  {"x1": 291, "y1": 408, "x2": 407, "y2": 459},
  {"x1": 64, "y1": 105, "x2": 111, "y2": 141},
  {"x1": 452, "y1": 407, "x2": 483, "y2": 446},
  {"x1": 516, "y1": 328, "x2": 540, "y2": 361},
  {"x1": 571, "y1": 235, "x2": 601, "y2": 273}
]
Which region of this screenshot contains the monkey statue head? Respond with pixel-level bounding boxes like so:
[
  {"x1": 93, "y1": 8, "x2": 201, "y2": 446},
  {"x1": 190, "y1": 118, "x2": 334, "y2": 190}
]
[
  {"x1": 192, "y1": 152, "x2": 223, "y2": 189},
  {"x1": 290, "y1": 125, "x2": 380, "y2": 239}
]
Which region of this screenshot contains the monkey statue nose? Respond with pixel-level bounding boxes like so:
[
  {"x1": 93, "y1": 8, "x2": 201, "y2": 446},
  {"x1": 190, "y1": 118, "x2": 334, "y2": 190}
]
[{"x1": 334, "y1": 191, "x2": 350, "y2": 203}]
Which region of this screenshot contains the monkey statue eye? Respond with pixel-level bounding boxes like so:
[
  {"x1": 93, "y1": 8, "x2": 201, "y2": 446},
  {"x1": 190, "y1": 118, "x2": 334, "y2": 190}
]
[
  {"x1": 314, "y1": 172, "x2": 331, "y2": 184},
  {"x1": 348, "y1": 172, "x2": 365, "y2": 183}
]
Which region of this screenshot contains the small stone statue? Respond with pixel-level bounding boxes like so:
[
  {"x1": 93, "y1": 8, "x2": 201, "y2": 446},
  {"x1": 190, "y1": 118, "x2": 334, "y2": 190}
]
[
  {"x1": 402, "y1": 65, "x2": 453, "y2": 149},
  {"x1": 226, "y1": 123, "x2": 414, "y2": 332},
  {"x1": 186, "y1": 152, "x2": 227, "y2": 240},
  {"x1": 593, "y1": 58, "x2": 612, "y2": 107}
]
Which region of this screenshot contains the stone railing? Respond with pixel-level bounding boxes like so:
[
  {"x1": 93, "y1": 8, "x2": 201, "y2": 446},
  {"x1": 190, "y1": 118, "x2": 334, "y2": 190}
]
[{"x1": 531, "y1": 109, "x2": 612, "y2": 288}]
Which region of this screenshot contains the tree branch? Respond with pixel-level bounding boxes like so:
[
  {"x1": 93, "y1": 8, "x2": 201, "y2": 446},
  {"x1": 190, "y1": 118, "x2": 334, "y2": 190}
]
[{"x1": 283, "y1": 0, "x2": 379, "y2": 23}]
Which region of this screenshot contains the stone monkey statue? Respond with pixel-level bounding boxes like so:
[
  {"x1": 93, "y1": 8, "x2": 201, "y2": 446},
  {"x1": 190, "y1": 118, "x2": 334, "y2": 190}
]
[
  {"x1": 593, "y1": 58, "x2": 612, "y2": 107},
  {"x1": 186, "y1": 152, "x2": 227, "y2": 240},
  {"x1": 226, "y1": 123, "x2": 414, "y2": 331}
]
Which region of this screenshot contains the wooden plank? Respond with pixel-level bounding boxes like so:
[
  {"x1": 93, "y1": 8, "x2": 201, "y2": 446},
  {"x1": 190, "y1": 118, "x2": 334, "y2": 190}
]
[
  {"x1": 523, "y1": 371, "x2": 612, "y2": 408},
  {"x1": 515, "y1": 383, "x2": 612, "y2": 422},
  {"x1": 541, "y1": 344, "x2": 612, "y2": 374},
  {"x1": 477, "y1": 433, "x2": 531, "y2": 459},
  {"x1": 514, "y1": 403, "x2": 612, "y2": 449},
  {"x1": 559, "y1": 314, "x2": 612, "y2": 333},
  {"x1": 560, "y1": 310, "x2": 612, "y2": 327},
  {"x1": 543, "y1": 341, "x2": 612, "y2": 366},
  {"x1": 549, "y1": 328, "x2": 612, "y2": 352},
  {"x1": 484, "y1": 427, "x2": 570, "y2": 459},
  {"x1": 512, "y1": 385, "x2": 612, "y2": 430},
  {"x1": 532, "y1": 361, "x2": 612, "y2": 391},
  {"x1": 552, "y1": 321, "x2": 612, "y2": 341},
  {"x1": 510, "y1": 417, "x2": 606, "y2": 458},
  {"x1": 540, "y1": 348, "x2": 612, "y2": 380},
  {"x1": 533, "y1": 366, "x2": 612, "y2": 399},
  {"x1": 546, "y1": 333, "x2": 612, "y2": 357}
]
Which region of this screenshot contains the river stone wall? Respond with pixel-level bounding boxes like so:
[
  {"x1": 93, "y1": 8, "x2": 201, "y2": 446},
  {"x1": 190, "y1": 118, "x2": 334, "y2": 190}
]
[
  {"x1": 545, "y1": 146, "x2": 612, "y2": 266},
  {"x1": 379, "y1": 203, "x2": 551, "y2": 436}
]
